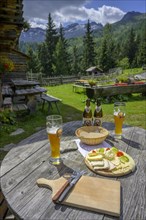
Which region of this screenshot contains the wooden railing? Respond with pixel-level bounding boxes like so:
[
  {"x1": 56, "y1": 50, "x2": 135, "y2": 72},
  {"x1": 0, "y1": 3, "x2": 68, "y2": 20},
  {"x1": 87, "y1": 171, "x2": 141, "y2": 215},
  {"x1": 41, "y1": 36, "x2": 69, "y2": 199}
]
[
  {"x1": 26, "y1": 68, "x2": 124, "y2": 86},
  {"x1": 26, "y1": 73, "x2": 119, "y2": 86},
  {"x1": 27, "y1": 72, "x2": 81, "y2": 85}
]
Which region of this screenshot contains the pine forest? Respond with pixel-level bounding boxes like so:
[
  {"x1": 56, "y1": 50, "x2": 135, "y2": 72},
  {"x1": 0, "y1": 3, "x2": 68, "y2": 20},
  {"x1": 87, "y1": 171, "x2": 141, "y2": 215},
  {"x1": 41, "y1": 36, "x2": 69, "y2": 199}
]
[{"x1": 20, "y1": 12, "x2": 146, "y2": 76}]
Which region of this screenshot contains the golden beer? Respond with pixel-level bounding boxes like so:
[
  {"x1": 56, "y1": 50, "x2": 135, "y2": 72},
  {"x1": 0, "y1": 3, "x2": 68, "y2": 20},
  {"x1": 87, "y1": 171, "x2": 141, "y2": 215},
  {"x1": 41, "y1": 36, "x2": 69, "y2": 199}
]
[
  {"x1": 48, "y1": 128, "x2": 62, "y2": 158},
  {"x1": 114, "y1": 102, "x2": 126, "y2": 139},
  {"x1": 114, "y1": 113, "x2": 125, "y2": 135},
  {"x1": 46, "y1": 115, "x2": 63, "y2": 165}
]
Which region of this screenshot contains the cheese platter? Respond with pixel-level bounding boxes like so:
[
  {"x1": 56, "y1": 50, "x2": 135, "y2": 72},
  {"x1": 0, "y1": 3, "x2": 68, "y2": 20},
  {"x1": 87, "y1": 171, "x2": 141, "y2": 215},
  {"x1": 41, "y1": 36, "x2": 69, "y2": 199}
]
[{"x1": 85, "y1": 147, "x2": 135, "y2": 176}]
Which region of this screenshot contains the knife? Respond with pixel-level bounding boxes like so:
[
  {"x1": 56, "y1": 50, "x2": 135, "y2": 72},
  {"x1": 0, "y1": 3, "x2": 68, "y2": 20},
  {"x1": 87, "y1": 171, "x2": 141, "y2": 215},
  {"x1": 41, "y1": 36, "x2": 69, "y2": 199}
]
[
  {"x1": 57, "y1": 170, "x2": 85, "y2": 203},
  {"x1": 52, "y1": 173, "x2": 75, "y2": 202}
]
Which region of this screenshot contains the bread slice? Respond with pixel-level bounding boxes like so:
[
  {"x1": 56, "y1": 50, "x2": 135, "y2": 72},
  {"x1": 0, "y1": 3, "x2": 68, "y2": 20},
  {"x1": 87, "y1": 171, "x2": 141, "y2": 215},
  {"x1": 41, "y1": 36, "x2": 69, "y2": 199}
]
[{"x1": 94, "y1": 159, "x2": 109, "y2": 170}]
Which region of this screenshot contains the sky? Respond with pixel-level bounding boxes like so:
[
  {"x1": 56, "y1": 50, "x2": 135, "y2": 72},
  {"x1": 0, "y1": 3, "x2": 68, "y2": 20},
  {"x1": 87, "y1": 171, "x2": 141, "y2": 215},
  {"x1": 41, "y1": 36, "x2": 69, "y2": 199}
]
[{"x1": 23, "y1": 0, "x2": 146, "y2": 29}]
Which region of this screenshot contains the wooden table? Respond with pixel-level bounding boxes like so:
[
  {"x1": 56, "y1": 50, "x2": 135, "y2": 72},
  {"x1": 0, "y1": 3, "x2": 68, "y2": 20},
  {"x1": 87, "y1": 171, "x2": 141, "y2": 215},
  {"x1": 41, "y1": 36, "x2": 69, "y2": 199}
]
[
  {"x1": 11, "y1": 80, "x2": 47, "y2": 112},
  {"x1": 11, "y1": 79, "x2": 40, "y2": 89},
  {"x1": 75, "y1": 79, "x2": 88, "y2": 84},
  {"x1": 1, "y1": 121, "x2": 146, "y2": 220}
]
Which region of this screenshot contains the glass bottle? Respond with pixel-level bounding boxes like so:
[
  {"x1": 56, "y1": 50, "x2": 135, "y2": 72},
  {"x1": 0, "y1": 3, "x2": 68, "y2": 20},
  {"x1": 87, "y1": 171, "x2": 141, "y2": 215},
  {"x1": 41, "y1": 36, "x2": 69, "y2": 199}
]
[
  {"x1": 83, "y1": 98, "x2": 92, "y2": 126},
  {"x1": 93, "y1": 99, "x2": 103, "y2": 126}
]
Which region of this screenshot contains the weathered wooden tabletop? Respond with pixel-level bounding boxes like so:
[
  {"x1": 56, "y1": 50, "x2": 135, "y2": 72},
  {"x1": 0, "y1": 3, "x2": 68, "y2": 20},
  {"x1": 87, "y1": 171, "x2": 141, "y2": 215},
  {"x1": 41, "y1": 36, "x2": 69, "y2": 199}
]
[
  {"x1": 1, "y1": 121, "x2": 146, "y2": 220},
  {"x1": 11, "y1": 79, "x2": 40, "y2": 87},
  {"x1": 15, "y1": 87, "x2": 46, "y2": 96}
]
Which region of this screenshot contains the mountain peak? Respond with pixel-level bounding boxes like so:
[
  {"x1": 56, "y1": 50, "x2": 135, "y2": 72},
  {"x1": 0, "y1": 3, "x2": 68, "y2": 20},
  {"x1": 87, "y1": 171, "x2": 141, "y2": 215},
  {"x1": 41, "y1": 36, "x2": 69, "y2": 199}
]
[
  {"x1": 20, "y1": 12, "x2": 144, "y2": 42},
  {"x1": 65, "y1": 23, "x2": 79, "y2": 31},
  {"x1": 121, "y1": 11, "x2": 142, "y2": 22}
]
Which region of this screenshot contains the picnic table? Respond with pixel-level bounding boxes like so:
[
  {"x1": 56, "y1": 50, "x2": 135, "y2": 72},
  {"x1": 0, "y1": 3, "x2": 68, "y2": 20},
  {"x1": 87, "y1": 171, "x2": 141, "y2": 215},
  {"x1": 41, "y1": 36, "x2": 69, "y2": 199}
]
[
  {"x1": 75, "y1": 79, "x2": 89, "y2": 85},
  {"x1": 1, "y1": 121, "x2": 145, "y2": 220},
  {"x1": 73, "y1": 80, "x2": 89, "y2": 92},
  {"x1": 11, "y1": 79, "x2": 47, "y2": 112},
  {"x1": 11, "y1": 79, "x2": 40, "y2": 89}
]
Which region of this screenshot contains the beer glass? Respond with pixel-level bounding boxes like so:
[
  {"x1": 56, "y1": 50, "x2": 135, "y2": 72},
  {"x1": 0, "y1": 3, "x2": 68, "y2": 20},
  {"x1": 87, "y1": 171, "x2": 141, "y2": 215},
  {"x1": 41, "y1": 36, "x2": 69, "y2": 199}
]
[
  {"x1": 114, "y1": 102, "x2": 126, "y2": 139},
  {"x1": 46, "y1": 115, "x2": 63, "y2": 165}
]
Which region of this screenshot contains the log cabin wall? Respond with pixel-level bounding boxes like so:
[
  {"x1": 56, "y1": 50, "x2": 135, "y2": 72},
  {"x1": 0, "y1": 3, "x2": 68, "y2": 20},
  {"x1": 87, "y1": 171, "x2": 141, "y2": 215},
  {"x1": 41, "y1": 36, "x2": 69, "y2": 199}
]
[
  {"x1": 0, "y1": 0, "x2": 29, "y2": 83},
  {"x1": 1, "y1": 49, "x2": 29, "y2": 83}
]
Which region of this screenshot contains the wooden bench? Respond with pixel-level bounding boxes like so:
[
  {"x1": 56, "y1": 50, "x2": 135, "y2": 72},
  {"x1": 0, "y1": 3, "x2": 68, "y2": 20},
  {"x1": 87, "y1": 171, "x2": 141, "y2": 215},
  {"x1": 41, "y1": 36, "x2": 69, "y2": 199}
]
[
  {"x1": 2, "y1": 98, "x2": 28, "y2": 114},
  {"x1": 2, "y1": 85, "x2": 13, "y2": 97},
  {"x1": 41, "y1": 94, "x2": 61, "y2": 114},
  {"x1": 12, "y1": 104, "x2": 29, "y2": 113},
  {"x1": 3, "y1": 97, "x2": 12, "y2": 109}
]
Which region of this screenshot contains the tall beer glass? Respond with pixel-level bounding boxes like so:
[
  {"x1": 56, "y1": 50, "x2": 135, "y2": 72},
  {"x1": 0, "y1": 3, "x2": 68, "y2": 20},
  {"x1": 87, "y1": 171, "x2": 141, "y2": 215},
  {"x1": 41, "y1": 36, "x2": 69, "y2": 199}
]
[
  {"x1": 46, "y1": 115, "x2": 62, "y2": 165},
  {"x1": 114, "y1": 102, "x2": 126, "y2": 139}
]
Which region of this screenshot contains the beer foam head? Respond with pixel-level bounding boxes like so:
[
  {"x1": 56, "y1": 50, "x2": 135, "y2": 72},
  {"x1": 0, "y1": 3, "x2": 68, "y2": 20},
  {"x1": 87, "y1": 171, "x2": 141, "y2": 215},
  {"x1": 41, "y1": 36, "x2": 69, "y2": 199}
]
[
  {"x1": 114, "y1": 111, "x2": 118, "y2": 116},
  {"x1": 114, "y1": 110, "x2": 125, "y2": 116},
  {"x1": 114, "y1": 109, "x2": 120, "y2": 116},
  {"x1": 47, "y1": 126, "x2": 58, "y2": 134}
]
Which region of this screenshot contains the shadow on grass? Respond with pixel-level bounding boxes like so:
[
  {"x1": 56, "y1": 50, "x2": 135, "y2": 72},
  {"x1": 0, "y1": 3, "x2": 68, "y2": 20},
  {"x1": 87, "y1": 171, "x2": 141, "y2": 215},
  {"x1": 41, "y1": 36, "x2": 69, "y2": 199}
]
[{"x1": 4, "y1": 102, "x2": 83, "y2": 147}]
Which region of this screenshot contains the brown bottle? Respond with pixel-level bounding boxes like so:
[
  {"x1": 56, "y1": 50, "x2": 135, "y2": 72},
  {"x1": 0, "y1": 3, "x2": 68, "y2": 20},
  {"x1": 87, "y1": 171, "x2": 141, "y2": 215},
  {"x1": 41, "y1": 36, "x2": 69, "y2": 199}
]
[
  {"x1": 93, "y1": 99, "x2": 103, "y2": 126},
  {"x1": 83, "y1": 99, "x2": 92, "y2": 126}
]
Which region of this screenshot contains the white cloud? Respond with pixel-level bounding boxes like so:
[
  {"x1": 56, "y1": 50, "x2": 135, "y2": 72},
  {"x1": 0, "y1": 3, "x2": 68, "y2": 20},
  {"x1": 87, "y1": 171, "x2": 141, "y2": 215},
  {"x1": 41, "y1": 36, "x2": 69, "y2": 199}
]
[
  {"x1": 23, "y1": 0, "x2": 88, "y2": 20},
  {"x1": 29, "y1": 18, "x2": 47, "y2": 29},
  {"x1": 53, "y1": 5, "x2": 125, "y2": 26},
  {"x1": 24, "y1": 1, "x2": 125, "y2": 28},
  {"x1": 97, "y1": 5, "x2": 126, "y2": 25}
]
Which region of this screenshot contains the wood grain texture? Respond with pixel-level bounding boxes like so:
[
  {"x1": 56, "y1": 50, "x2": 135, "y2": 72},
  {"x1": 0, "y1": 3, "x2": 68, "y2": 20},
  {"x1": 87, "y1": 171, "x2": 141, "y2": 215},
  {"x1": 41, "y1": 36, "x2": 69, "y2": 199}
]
[
  {"x1": 1, "y1": 121, "x2": 146, "y2": 220},
  {"x1": 37, "y1": 176, "x2": 120, "y2": 217}
]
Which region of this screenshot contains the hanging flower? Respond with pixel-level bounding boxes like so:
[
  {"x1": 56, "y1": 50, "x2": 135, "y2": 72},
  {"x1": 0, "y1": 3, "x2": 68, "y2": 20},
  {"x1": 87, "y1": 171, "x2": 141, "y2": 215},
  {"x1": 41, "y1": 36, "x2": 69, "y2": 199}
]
[{"x1": 0, "y1": 56, "x2": 14, "y2": 75}]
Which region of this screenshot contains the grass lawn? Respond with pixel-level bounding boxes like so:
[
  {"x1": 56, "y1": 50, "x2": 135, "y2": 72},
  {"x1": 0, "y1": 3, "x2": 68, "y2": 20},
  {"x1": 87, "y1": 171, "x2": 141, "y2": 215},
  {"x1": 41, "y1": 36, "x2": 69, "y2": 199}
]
[
  {"x1": 47, "y1": 84, "x2": 146, "y2": 129},
  {"x1": 0, "y1": 70, "x2": 146, "y2": 151}
]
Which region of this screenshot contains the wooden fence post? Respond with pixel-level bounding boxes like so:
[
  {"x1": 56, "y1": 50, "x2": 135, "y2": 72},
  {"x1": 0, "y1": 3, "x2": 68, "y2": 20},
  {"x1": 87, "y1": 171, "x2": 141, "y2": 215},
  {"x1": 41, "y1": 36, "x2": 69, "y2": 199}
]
[{"x1": 60, "y1": 75, "x2": 63, "y2": 84}]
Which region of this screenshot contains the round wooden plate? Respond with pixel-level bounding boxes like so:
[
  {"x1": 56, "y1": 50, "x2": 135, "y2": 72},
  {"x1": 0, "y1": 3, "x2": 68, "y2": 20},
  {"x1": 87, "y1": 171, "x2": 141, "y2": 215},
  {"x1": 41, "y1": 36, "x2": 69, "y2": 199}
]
[{"x1": 85, "y1": 149, "x2": 135, "y2": 177}]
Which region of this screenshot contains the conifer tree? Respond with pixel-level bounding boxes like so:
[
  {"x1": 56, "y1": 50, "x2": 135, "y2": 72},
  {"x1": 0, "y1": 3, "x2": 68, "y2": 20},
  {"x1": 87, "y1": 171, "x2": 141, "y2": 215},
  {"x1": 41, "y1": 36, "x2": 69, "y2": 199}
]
[
  {"x1": 45, "y1": 13, "x2": 58, "y2": 76},
  {"x1": 99, "y1": 23, "x2": 116, "y2": 72},
  {"x1": 53, "y1": 38, "x2": 67, "y2": 75},
  {"x1": 137, "y1": 29, "x2": 146, "y2": 66},
  {"x1": 71, "y1": 46, "x2": 80, "y2": 75},
  {"x1": 124, "y1": 28, "x2": 136, "y2": 67},
  {"x1": 53, "y1": 24, "x2": 70, "y2": 75},
  {"x1": 38, "y1": 43, "x2": 48, "y2": 74},
  {"x1": 99, "y1": 38, "x2": 108, "y2": 72},
  {"x1": 26, "y1": 47, "x2": 40, "y2": 72},
  {"x1": 82, "y1": 20, "x2": 96, "y2": 70}
]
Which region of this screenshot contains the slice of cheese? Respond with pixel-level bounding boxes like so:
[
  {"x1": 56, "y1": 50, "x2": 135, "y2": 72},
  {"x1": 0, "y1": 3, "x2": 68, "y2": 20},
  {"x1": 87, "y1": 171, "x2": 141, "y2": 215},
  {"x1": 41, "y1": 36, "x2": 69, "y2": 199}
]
[
  {"x1": 90, "y1": 160, "x2": 104, "y2": 167},
  {"x1": 115, "y1": 164, "x2": 122, "y2": 170},
  {"x1": 94, "y1": 159, "x2": 109, "y2": 170},
  {"x1": 88, "y1": 151, "x2": 98, "y2": 157},
  {"x1": 87, "y1": 154, "x2": 103, "y2": 161},
  {"x1": 111, "y1": 157, "x2": 120, "y2": 166},
  {"x1": 108, "y1": 161, "x2": 116, "y2": 170}
]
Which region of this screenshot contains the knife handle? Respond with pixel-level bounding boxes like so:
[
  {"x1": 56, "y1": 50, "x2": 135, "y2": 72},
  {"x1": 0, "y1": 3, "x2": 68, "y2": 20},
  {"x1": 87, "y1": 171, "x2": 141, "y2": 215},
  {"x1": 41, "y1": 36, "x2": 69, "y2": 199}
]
[
  {"x1": 58, "y1": 183, "x2": 73, "y2": 203},
  {"x1": 52, "y1": 180, "x2": 69, "y2": 202}
]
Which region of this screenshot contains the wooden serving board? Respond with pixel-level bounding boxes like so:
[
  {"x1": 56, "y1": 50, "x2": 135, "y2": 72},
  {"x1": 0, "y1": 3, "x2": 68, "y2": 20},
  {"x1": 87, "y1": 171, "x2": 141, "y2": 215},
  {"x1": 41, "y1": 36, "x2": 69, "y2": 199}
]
[
  {"x1": 37, "y1": 175, "x2": 121, "y2": 217},
  {"x1": 85, "y1": 149, "x2": 135, "y2": 177}
]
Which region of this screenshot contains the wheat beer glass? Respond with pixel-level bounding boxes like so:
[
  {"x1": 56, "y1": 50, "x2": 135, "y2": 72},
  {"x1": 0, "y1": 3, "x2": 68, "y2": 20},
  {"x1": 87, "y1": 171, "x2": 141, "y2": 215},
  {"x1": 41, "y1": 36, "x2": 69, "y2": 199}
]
[
  {"x1": 114, "y1": 102, "x2": 126, "y2": 139},
  {"x1": 46, "y1": 115, "x2": 62, "y2": 165}
]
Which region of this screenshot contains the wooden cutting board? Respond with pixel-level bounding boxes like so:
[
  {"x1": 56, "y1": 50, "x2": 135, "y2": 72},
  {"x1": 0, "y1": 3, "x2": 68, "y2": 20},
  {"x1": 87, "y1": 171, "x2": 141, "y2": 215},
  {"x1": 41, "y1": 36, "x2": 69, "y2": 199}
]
[{"x1": 37, "y1": 175, "x2": 121, "y2": 217}]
